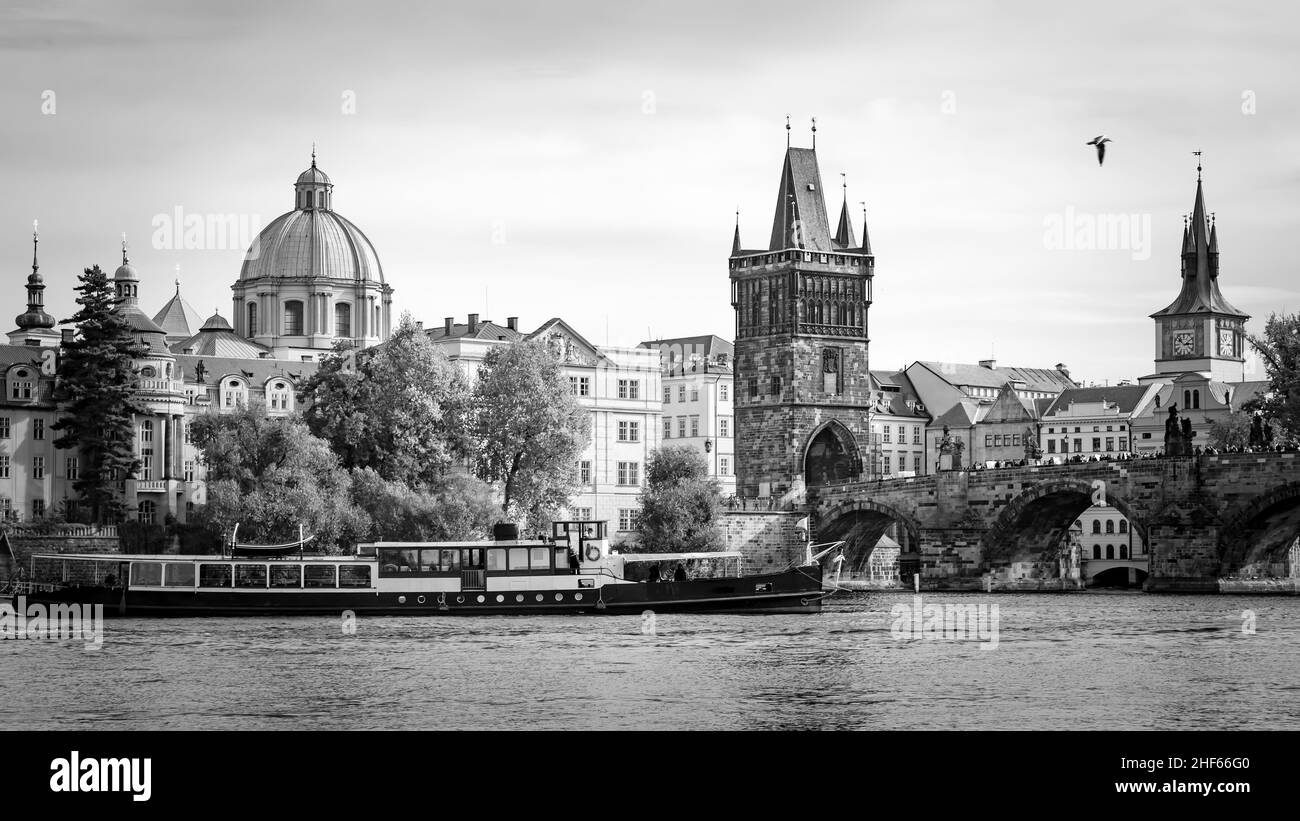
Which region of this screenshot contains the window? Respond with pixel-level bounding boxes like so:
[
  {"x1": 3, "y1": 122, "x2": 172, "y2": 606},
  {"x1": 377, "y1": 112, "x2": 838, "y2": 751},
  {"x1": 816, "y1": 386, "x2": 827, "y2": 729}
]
[
  {"x1": 689, "y1": 416, "x2": 699, "y2": 437},
  {"x1": 1061, "y1": 439, "x2": 1069, "y2": 453},
  {"x1": 1091, "y1": 438, "x2": 1101, "y2": 452},
  {"x1": 913, "y1": 455, "x2": 922, "y2": 472},
  {"x1": 1105, "y1": 520, "x2": 1114, "y2": 534},
  {"x1": 508, "y1": 547, "x2": 529, "y2": 571},
  {"x1": 663, "y1": 418, "x2": 672, "y2": 439},
  {"x1": 0, "y1": 456, "x2": 8, "y2": 479},
  {"x1": 719, "y1": 456, "x2": 730, "y2": 476},
  {"x1": 720, "y1": 418, "x2": 730, "y2": 438},
  {"x1": 303, "y1": 566, "x2": 335, "y2": 588},
  {"x1": 1047, "y1": 440, "x2": 1057, "y2": 453},
  {"x1": 1119, "y1": 520, "x2": 1128, "y2": 534},
  {"x1": 985, "y1": 435, "x2": 993, "y2": 447},
  {"x1": 720, "y1": 383, "x2": 729, "y2": 401},
  {"x1": 0, "y1": 417, "x2": 8, "y2": 438},
  {"x1": 283, "y1": 300, "x2": 304, "y2": 335},
  {"x1": 678, "y1": 385, "x2": 686, "y2": 402},
  {"x1": 1105, "y1": 545, "x2": 1114, "y2": 560},
  {"x1": 884, "y1": 456, "x2": 892, "y2": 474},
  {"x1": 138, "y1": 500, "x2": 156, "y2": 525},
  {"x1": 883, "y1": 425, "x2": 892, "y2": 444},
  {"x1": 618, "y1": 379, "x2": 639, "y2": 400},
  {"x1": 617, "y1": 420, "x2": 640, "y2": 442},
  {"x1": 663, "y1": 386, "x2": 671, "y2": 404},
  {"x1": 617, "y1": 461, "x2": 639, "y2": 486},
  {"x1": 33, "y1": 419, "x2": 44, "y2": 440},
  {"x1": 338, "y1": 566, "x2": 371, "y2": 588},
  {"x1": 690, "y1": 388, "x2": 699, "y2": 402},
  {"x1": 1073, "y1": 438, "x2": 1082, "y2": 453},
  {"x1": 571, "y1": 507, "x2": 592, "y2": 521},
  {"x1": 0, "y1": 497, "x2": 9, "y2": 516},
  {"x1": 618, "y1": 508, "x2": 636, "y2": 532},
  {"x1": 569, "y1": 376, "x2": 590, "y2": 397},
  {"x1": 270, "y1": 566, "x2": 301, "y2": 589},
  {"x1": 1120, "y1": 545, "x2": 1128, "y2": 560},
  {"x1": 1092, "y1": 545, "x2": 1101, "y2": 559},
  {"x1": 246, "y1": 302, "x2": 257, "y2": 338},
  {"x1": 579, "y1": 460, "x2": 591, "y2": 485},
  {"x1": 165, "y1": 564, "x2": 197, "y2": 588},
  {"x1": 993, "y1": 435, "x2": 1002, "y2": 447},
  {"x1": 1092, "y1": 520, "x2": 1101, "y2": 534},
  {"x1": 913, "y1": 426, "x2": 921, "y2": 445},
  {"x1": 223, "y1": 380, "x2": 246, "y2": 408},
  {"x1": 770, "y1": 376, "x2": 782, "y2": 397},
  {"x1": 1192, "y1": 390, "x2": 1200, "y2": 409},
  {"x1": 184, "y1": 461, "x2": 194, "y2": 482},
  {"x1": 678, "y1": 417, "x2": 686, "y2": 438},
  {"x1": 32, "y1": 457, "x2": 45, "y2": 480},
  {"x1": 1105, "y1": 437, "x2": 1114, "y2": 452},
  {"x1": 140, "y1": 449, "x2": 153, "y2": 481},
  {"x1": 1119, "y1": 437, "x2": 1128, "y2": 451},
  {"x1": 131, "y1": 562, "x2": 164, "y2": 586},
  {"x1": 335, "y1": 303, "x2": 351, "y2": 337},
  {"x1": 140, "y1": 420, "x2": 153, "y2": 444},
  {"x1": 235, "y1": 563, "x2": 267, "y2": 588},
  {"x1": 65, "y1": 457, "x2": 78, "y2": 480},
  {"x1": 748, "y1": 378, "x2": 758, "y2": 399},
  {"x1": 32, "y1": 498, "x2": 45, "y2": 519}
]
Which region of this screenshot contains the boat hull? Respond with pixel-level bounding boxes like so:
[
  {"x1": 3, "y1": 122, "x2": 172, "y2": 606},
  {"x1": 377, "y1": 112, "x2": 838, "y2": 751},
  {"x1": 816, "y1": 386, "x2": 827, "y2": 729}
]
[{"x1": 21, "y1": 567, "x2": 826, "y2": 617}]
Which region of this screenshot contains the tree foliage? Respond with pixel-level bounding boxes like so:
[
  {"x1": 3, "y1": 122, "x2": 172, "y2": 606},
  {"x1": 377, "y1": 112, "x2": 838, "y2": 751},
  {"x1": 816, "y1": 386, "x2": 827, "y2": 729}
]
[
  {"x1": 299, "y1": 314, "x2": 470, "y2": 486},
  {"x1": 469, "y1": 339, "x2": 590, "y2": 524},
  {"x1": 349, "y1": 468, "x2": 498, "y2": 542},
  {"x1": 188, "y1": 403, "x2": 369, "y2": 553},
  {"x1": 634, "y1": 446, "x2": 723, "y2": 553},
  {"x1": 1207, "y1": 413, "x2": 1251, "y2": 450},
  {"x1": 51, "y1": 265, "x2": 149, "y2": 524},
  {"x1": 1247, "y1": 312, "x2": 1300, "y2": 444}
]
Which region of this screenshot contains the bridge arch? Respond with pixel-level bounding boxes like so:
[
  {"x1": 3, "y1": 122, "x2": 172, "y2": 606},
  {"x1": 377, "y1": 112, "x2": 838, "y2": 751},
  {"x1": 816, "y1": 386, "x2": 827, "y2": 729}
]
[
  {"x1": 1216, "y1": 481, "x2": 1300, "y2": 576},
  {"x1": 815, "y1": 498, "x2": 920, "y2": 575},
  {"x1": 982, "y1": 477, "x2": 1147, "y2": 571},
  {"x1": 802, "y1": 419, "x2": 862, "y2": 489}
]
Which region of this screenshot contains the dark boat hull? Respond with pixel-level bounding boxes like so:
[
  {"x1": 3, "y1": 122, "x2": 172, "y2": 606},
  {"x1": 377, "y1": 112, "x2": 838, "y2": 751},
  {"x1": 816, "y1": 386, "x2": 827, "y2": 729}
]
[{"x1": 22, "y1": 567, "x2": 826, "y2": 617}]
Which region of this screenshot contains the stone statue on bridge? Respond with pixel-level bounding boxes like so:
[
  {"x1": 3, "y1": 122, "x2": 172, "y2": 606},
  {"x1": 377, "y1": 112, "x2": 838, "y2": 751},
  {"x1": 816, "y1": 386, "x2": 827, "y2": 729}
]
[
  {"x1": 1023, "y1": 427, "x2": 1043, "y2": 462},
  {"x1": 1164, "y1": 405, "x2": 1197, "y2": 457},
  {"x1": 938, "y1": 425, "x2": 964, "y2": 470}
]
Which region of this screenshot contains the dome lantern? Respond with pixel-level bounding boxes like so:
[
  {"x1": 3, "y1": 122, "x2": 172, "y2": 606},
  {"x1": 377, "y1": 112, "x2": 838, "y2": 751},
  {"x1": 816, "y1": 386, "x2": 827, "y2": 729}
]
[{"x1": 294, "y1": 147, "x2": 333, "y2": 211}]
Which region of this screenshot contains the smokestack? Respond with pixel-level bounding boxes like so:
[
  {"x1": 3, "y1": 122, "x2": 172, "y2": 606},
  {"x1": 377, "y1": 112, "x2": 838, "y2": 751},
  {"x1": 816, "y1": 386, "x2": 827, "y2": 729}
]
[
  {"x1": 444, "y1": 316, "x2": 453, "y2": 336},
  {"x1": 468, "y1": 314, "x2": 479, "y2": 334},
  {"x1": 507, "y1": 316, "x2": 518, "y2": 332}
]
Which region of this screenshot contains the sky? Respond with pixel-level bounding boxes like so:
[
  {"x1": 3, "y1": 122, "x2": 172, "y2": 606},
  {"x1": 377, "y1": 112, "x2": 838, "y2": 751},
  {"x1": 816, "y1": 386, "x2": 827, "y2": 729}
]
[{"x1": 2, "y1": 0, "x2": 1298, "y2": 384}]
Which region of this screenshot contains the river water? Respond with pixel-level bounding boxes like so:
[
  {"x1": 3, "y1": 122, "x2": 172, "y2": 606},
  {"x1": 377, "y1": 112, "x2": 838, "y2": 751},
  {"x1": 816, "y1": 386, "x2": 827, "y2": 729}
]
[{"x1": 3, "y1": 591, "x2": 1298, "y2": 730}]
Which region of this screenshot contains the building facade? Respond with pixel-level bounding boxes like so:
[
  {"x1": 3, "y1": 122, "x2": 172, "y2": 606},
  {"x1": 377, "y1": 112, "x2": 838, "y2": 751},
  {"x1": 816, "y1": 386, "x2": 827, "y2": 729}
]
[
  {"x1": 640, "y1": 335, "x2": 735, "y2": 497},
  {"x1": 729, "y1": 144, "x2": 875, "y2": 500}
]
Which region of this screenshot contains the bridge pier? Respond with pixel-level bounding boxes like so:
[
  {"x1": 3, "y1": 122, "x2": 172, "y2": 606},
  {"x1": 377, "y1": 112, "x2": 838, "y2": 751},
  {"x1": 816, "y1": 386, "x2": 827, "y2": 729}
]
[
  {"x1": 1143, "y1": 522, "x2": 1222, "y2": 593},
  {"x1": 916, "y1": 527, "x2": 985, "y2": 591}
]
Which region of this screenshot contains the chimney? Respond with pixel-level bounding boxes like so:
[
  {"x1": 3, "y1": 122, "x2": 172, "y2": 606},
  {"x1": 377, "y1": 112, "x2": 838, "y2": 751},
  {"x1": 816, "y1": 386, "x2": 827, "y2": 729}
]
[
  {"x1": 978, "y1": 359, "x2": 996, "y2": 370},
  {"x1": 507, "y1": 316, "x2": 518, "y2": 332},
  {"x1": 444, "y1": 316, "x2": 454, "y2": 336},
  {"x1": 468, "y1": 314, "x2": 479, "y2": 334},
  {"x1": 1055, "y1": 363, "x2": 1071, "y2": 380},
  {"x1": 61, "y1": 328, "x2": 74, "y2": 345}
]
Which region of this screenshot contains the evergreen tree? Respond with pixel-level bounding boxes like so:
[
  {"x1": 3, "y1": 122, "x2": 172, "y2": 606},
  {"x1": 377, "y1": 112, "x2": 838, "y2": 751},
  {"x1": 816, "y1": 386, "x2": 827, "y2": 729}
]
[
  {"x1": 51, "y1": 265, "x2": 147, "y2": 524},
  {"x1": 1247, "y1": 312, "x2": 1300, "y2": 445}
]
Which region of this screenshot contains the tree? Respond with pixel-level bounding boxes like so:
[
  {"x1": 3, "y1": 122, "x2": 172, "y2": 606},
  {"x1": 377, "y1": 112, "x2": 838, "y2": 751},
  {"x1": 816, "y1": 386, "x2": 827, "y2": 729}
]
[
  {"x1": 470, "y1": 339, "x2": 590, "y2": 525},
  {"x1": 188, "y1": 403, "x2": 369, "y2": 553},
  {"x1": 1207, "y1": 413, "x2": 1251, "y2": 450},
  {"x1": 299, "y1": 314, "x2": 471, "y2": 486},
  {"x1": 634, "y1": 446, "x2": 723, "y2": 553},
  {"x1": 51, "y1": 265, "x2": 148, "y2": 524},
  {"x1": 1247, "y1": 312, "x2": 1300, "y2": 444},
  {"x1": 350, "y1": 469, "x2": 498, "y2": 542}
]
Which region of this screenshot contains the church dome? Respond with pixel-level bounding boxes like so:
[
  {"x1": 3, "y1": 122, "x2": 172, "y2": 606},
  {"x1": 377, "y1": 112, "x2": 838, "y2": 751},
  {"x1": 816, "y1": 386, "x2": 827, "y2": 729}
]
[{"x1": 239, "y1": 156, "x2": 384, "y2": 284}]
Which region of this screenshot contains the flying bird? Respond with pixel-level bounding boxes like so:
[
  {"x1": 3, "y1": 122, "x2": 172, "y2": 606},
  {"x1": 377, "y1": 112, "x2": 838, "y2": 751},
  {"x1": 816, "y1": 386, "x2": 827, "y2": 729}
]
[{"x1": 1086, "y1": 135, "x2": 1112, "y2": 165}]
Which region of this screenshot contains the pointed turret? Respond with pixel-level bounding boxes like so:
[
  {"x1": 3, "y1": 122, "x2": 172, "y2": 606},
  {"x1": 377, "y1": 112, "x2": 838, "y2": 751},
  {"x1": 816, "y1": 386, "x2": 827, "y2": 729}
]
[
  {"x1": 1152, "y1": 166, "x2": 1246, "y2": 320},
  {"x1": 833, "y1": 188, "x2": 856, "y2": 249},
  {"x1": 732, "y1": 213, "x2": 742, "y2": 255},
  {"x1": 767, "y1": 148, "x2": 833, "y2": 252},
  {"x1": 860, "y1": 203, "x2": 873, "y2": 256},
  {"x1": 11, "y1": 222, "x2": 59, "y2": 345}
]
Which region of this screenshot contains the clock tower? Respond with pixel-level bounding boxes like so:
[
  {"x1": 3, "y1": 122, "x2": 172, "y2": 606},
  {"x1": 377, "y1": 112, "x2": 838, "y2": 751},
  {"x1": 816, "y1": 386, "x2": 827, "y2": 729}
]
[{"x1": 1148, "y1": 166, "x2": 1249, "y2": 382}]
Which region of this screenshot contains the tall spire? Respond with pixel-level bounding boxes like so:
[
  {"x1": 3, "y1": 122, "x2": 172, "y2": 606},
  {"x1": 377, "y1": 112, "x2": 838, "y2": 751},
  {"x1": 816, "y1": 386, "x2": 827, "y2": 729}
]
[
  {"x1": 15, "y1": 219, "x2": 56, "y2": 331},
  {"x1": 811, "y1": 116, "x2": 817, "y2": 149},
  {"x1": 1153, "y1": 163, "x2": 1245, "y2": 320},
  {"x1": 859, "y1": 201, "x2": 872, "y2": 255},
  {"x1": 732, "y1": 209, "x2": 741, "y2": 254},
  {"x1": 833, "y1": 173, "x2": 856, "y2": 248},
  {"x1": 785, "y1": 115, "x2": 790, "y2": 148}
]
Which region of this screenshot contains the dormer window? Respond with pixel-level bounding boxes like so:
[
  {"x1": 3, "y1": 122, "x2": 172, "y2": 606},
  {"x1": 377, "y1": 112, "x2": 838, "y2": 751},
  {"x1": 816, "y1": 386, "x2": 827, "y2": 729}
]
[
  {"x1": 222, "y1": 379, "x2": 247, "y2": 408},
  {"x1": 9, "y1": 368, "x2": 34, "y2": 400},
  {"x1": 140, "y1": 366, "x2": 156, "y2": 379}
]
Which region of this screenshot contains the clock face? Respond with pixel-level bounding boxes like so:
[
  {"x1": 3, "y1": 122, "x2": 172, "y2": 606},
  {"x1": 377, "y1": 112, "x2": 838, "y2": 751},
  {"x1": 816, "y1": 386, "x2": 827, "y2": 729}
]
[
  {"x1": 1173, "y1": 331, "x2": 1195, "y2": 356},
  {"x1": 1219, "y1": 329, "x2": 1235, "y2": 356}
]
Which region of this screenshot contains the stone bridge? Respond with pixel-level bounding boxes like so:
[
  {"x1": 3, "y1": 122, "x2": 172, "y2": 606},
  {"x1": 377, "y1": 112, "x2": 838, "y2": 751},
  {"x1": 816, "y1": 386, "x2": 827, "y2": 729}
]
[{"x1": 808, "y1": 453, "x2": 1300, "y2": 592}]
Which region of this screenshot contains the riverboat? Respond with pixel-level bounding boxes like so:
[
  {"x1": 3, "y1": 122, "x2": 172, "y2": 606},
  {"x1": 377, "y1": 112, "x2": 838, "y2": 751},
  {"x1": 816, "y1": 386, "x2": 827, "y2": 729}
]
[{"x1": 17, "y1": 521, "x2": 835, "y2": 616}]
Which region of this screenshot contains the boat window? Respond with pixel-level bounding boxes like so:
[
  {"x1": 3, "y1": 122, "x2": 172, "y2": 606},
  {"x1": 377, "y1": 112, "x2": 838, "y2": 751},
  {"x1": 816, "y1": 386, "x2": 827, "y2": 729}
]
[
  {"x1": 304, "y1": 565, "x2": 336, "y2": 588},
  {"x1": 235, "y1": 564, "x2": 267, "y2": 588},
  {"x1": 464, "y1": 549, "x2": 483, "y2": 569},
  {"x1": 395, "y1": 549, "x2": 419, "y2": 573},
  {"x1": 270, "y1": 565, "x2": 302, "y2": 588},
  {"x1": 164, "y1": 563, "x2": 196, "y2": 588},
  {"x1": 440, "y1": 549, "x2": 461, "y2": 572},
  {"x1": 508, "y1": 548, "x2": 528, "y2": 571},
  {"x1": 531, "y1": 547, "x2": 551, "y2": 571},
  {"x1": 130, "y1": 562, "x2": 163, "y2": 587},
  {"x1": 419, "y1": 550, "x2": 440, "y2": 573},
  {"x1": 200, "y1": 564, "x2": 232, "y2": 587},
  {"x1": 486, "y1": 549, "x2": 506, "y2": 572},
  {"x1": 554, "y1": 548, "x2": 568, "y2": 570},
  {"x1": 339, "y1": 565, "x2": 371, "y2": 588}
]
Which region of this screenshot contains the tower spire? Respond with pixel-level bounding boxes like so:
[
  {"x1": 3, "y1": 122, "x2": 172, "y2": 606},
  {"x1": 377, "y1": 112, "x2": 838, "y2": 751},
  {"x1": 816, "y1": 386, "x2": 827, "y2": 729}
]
[
  {"x1": 312, "y1": 142, "x2": 317, "y2": 168},
  {"x1": 14, "y1": 218, "x2": 56, "y2": 333},
  {"x1": 785, "y1": 114, "x2": 790, "y2": 148},
  {"x1": 833, "y1": 173, "x2": 856, "y2": 248},
  {"x1": 811, "y1": 116, "x2": 816, "y2": 149},
  {"x1": 31, "y1": 219, "x2": 39, "y2": 274},
  {"x1": 732, "y1": 208, "x2": 741, "y2": 255},
  {"x1": 121, "y1": 232, "x2": 129, "y2": 265},
  {"x1": 859, "y1": 201, "x2": 872, "y2": 255}
]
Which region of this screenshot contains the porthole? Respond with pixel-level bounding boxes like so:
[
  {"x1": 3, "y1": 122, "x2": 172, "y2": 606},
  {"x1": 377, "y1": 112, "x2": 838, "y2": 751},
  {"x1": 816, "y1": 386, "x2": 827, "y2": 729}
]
[
  {"x1": 574, "y1": 593, "x2": 583, "y2": 601},
  {"x1": 515, "y1": 594, "x2": 524, "y2": 603},
  {"x1": 417, "y1": 595, "x2": 426, "y2": 604},
  {"x1": 495, "y1": 594, "x2": 504, "y2": 603},
  {"x1": 398, "y1": 595, "x2": 406, "y2": 604},
  {"x1": 477, "y1": 595, "x2": 485, "y2": 603},
  {"x1": 535, "y1": 594, "x2": 544, "y2": 602},
  {"x1": 457, "y1": 596, "x2": 465, "y2": 604},
  {"x1": 554, "y1": 593, "x2": 563, "y2": 601}
]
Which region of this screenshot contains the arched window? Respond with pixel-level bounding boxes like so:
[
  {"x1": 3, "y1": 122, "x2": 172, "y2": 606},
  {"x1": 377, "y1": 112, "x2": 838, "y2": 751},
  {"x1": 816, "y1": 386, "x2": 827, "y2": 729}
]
[
  {"x1": 247, "y1": 302, "x2": 258, "y2": 338},
  {"x1": 1119, "y1": 520, "x2": 1128, "y2": 534},
  {"x1": 1119, "y1": 545, "x2": 1128, "y2": 560},
  {"x1": 266, "y1": 380, "x2": 294, "y2": 413},
  {"x1": 335, "y1": 303, "x2": 351, "y2": 338},
  {"x1": 1093, "y1": 545, "x2": 1101, "y2": 559},
  {"x1": 223, "y1": 379, "x2": 247, "y2": 408},
  {"x1": 1183, "y1": 390, "x2": 1191, "y2": 410},
  {"x1": 1105, "y1": 545, "x2": 1114, "y2": 559},
  {"x1": 283, "y1": 300, "x2": 304, "y2": 336},
  {"x1": 1105, "y1": 520, "x2": 1115, "y2": 534},
  {"x1": 1155, "y1": 394, "x2": 1161, "y2": 408},
  {"x1": 138, "y1": 500, "x2": 156, "y2": 525},
  {"x1": 1092, "y1": 520, "x2": 1101, "y2": 534},
  {"x1": 1193, "y1": 389, "x2": 1200, "y2": 409}
]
